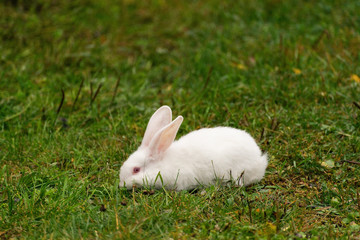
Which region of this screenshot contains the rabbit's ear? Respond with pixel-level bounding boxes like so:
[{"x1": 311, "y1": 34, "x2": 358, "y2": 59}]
[
  {"x1": 148, "y1": 116, "x2": 183, "y2": 159},
  {"x1": 141, "y1": 106, "x2": 172, "y2": 148}
]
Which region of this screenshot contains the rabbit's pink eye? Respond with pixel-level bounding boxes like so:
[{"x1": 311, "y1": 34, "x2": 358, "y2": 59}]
[{"x1": 133, "y1": 167, "x2": 140, "y2": 174}]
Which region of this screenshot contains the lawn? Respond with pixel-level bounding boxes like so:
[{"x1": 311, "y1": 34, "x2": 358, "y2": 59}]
[{"x1": 1, "y1": 0, "x2": 360, "y2": 239}]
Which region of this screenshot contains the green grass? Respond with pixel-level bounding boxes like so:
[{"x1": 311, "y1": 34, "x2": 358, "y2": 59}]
[{"x1": 1, "y1": 0, "x2": 360, "y2": 239}]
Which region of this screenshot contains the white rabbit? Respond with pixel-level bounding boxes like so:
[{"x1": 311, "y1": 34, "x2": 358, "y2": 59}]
[{"x1": 119, "y1": 106, "x2": 268, "y2": 190}]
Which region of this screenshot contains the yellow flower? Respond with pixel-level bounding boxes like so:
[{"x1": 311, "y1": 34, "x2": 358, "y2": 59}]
[
  {"x1": 231, "y1": 62, "x2": 247, "y2": 70},
  {"x1": 292, "y1": 68, "x2": 302, "y2": 75},
  {"x1": 267, "y1": 222, "x2": 277, "y2": 233},
  {"x1": 350, "y1": 74, "x2": 360, "y2": 83}
]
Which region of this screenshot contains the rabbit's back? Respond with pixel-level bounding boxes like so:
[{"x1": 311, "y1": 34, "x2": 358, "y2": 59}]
[{"x1": 168, "y1": 127, "x2": 267, "y2": 186}]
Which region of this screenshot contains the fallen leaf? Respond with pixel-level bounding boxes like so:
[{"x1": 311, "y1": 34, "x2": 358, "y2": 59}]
[{"x1": 321, "y1": 159, "x2": 335, "y2": 168}]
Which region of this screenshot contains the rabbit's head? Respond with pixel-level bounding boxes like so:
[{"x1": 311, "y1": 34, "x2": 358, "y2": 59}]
[{"x1": 119, "y1": 106, "x2": 183, "y2": 189}]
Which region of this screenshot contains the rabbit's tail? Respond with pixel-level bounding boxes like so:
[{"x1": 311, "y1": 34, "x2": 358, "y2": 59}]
[{"x1": 261, "y1": 152, "x2": 269, "y2": 168}]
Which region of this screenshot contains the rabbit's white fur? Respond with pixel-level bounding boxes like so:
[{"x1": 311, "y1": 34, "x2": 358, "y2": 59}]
[{"x1": 119, "y1": 106, "x2": 268, "y2": 190}]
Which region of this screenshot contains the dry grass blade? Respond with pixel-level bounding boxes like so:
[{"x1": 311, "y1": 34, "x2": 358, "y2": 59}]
[
  {"x1": 259, "y1": 127, "x2": 265, "y2": 142},
  {"x1": 312, "y1": 29, "x2": 330, "y2": 49},
  {"x1": 271, "y1": 117, "x2": 280, "y2": 131},
  {"x1": 202, "y1": 66, "x2": 214, "y2": 91},
  {"x1": 91, "y1": 83, "x2": 103, "y2": 105},
  {"x1": 342, "y1": 159, "x2": 360, "y2": 165},
  {"x1": 57, "y1": 89, "x2": 65, "y2": 115},
  {"x1": 111, "y1": 78, "x2": 121, "y2": 106},
  {"x1": 353, "y1": 101, "x2": 360, "y2": 110},
  {"x1": 72, "y1": 78, "x2": 84, "y2": 112},
  {"x1": 90, "y1": 81, "x2": 93, "y2": 102},
  {"x1": 246, "y1": 196, "x2": 252, "y2": 223},
  {"x1": 357, "y1": 189, "x2": 360, "y2": 211},
  {"x1": 4, "y1": 100, "x2": 32, "y2": 122}
]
